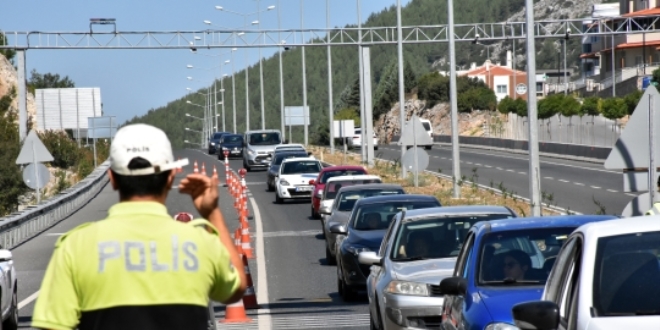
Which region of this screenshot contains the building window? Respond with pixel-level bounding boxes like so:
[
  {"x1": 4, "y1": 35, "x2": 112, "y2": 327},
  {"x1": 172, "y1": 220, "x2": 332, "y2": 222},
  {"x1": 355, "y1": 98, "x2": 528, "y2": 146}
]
[
  {"x1": 536, "y1": 82, "x2": 543, "y2": 92},
  {"x1": 496, "y1": 85, "x2": 507, "y2": 93}
]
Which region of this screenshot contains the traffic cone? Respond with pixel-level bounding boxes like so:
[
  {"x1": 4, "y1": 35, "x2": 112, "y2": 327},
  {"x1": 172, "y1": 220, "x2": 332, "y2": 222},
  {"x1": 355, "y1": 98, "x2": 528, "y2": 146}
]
[
  {"x1": 201, "y1": 162, "x2": 207, "y2": 175},
  {"x1": 193, "y1": 161, "x2": 199, "y2": 174},
  {"x1": 242, "y1": 254, "x2": 259, "y2": 309},
  {"x1": 234, "y1": 228, "x2": 244, "y2": 256},
  {"x1": 241, "y1": 228, "x2": 255, "y2": 259},
  {"x1": 220, "y1": 299, "x2": 252, "y2": 323}
]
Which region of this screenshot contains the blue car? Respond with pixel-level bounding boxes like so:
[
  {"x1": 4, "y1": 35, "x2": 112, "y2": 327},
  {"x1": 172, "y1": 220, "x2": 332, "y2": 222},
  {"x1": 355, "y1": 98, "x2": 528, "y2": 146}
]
[{"x1": 438, "y1": 215, "x2": 618, "y2": 330}]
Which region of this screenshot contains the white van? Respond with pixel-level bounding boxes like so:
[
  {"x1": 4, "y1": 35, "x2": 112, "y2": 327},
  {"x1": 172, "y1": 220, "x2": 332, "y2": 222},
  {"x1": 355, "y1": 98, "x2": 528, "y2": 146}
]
[{"x1": 420, "y1": 119, "x2": 434, "y2": 150}]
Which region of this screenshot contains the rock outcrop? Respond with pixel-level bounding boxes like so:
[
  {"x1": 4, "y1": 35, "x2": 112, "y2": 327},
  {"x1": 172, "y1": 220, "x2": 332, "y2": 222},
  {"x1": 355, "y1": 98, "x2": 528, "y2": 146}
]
[{"x1": 0, "y1": 54, "x2": 37, "y2": 126}]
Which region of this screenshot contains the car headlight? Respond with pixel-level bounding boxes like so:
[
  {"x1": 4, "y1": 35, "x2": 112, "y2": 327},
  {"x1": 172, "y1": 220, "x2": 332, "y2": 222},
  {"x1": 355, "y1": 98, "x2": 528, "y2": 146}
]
[
  {"x1": 247, "y1": 149, "x2": 255, "y2": 156},
  {"x1": 222, "y1": 147, "x2": 228, "y2": 151},
  {"x1": 345, "y1": 245, "x2": 371, "y2": 256},
  {"x1": 210, "y1": 142, "x2": 215, "y2": 146},
  {"x1": 385, "y1": 280, "x2": 430, "y2": 297},
  {"x1": 485, "y1": 323, "x2": 520, "y2": 330},
  {"x1": 279, "y1": 179, "x2": 290, "y2": 186}
]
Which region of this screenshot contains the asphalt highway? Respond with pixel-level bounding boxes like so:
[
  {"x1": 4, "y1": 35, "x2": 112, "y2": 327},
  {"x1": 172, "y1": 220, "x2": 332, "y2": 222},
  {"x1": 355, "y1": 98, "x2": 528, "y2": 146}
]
[{"x1": 375, "y1": 144, "x2": 634, "y2": 215}]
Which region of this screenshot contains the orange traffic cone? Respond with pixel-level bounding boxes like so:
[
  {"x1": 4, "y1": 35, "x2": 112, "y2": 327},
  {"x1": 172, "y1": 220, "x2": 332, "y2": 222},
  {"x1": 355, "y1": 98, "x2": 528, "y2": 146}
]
[
  {"x1": 234, "y1": 228, "x2": 244, "y2": 256},
  {"x1": 193, "y1": 161, "x2": 199, "y2": 174},
  {"x1": 242, "y1": 254, "x2": 259, "y2": 309},
  {"x1": 220, "y1": 299, "x2": 252, "y2": 323},
  {"x1": 241, "y1": 228, "x2": 254, "y2": 259},
  {"x1": 201, "y1": 162, "x2": 207, "y2": 175}
]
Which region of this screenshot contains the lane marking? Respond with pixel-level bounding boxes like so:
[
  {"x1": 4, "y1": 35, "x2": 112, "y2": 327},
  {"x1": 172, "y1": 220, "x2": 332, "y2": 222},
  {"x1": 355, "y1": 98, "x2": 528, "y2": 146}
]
[
  {"x1": 248, "y1": 196, "x2": 272, "y2": 330},
  {"x1": 591, "y1": 186, "x2": 601, "y2": 189},
  {"x1": 484, "y1": 165, "x2": 492, "y2": 168},
  {"x1": 518, "y1": 171, "x2": 527, "y2": 175},
  {"x1": 475, "y1": 163, "x2": 482, "y2": 166},
  {"x1": 506, "y1": 169, "x2": 515, "y2": 172},
  {"x1": 545, "y1": 177, "x2": 554, "y2": 180},
  {"x1": 559, "y1": 179, "x2": 570, "y2": 183},
  {"x1": 18, "y1": 290, "x2": 39, "y2": 310},
  {"x1": 607, "y1": 189, "x2": 619, "y2": 193},
  {"x1": 496, "y1": 167, "x2": 503, "y2": 170},
  {"x1": 574, "y1": 182, "x2": 585, "y2": 186},
  {"x1": 466, "y1": 162, "x2": 473, "y2": 165}
]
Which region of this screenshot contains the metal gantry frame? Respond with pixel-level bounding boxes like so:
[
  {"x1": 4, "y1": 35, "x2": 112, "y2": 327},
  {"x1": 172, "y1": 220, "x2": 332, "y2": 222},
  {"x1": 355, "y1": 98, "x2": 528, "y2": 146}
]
[{"x1": 3, "y1": 17, "x2": 660, "y2": 50}]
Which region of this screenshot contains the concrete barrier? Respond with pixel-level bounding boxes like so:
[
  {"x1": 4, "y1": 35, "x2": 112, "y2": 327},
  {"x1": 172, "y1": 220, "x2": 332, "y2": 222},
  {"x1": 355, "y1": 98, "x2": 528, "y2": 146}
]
[
  {"x1": 391, "y1": 135, "x2": 611, "y2": 161},
  {"x1": 0, "y1": 161, "x2": 110, "y2": 249}
]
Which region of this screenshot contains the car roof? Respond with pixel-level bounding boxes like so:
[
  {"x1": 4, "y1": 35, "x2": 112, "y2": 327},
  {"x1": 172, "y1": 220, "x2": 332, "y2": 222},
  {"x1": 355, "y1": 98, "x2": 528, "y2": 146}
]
[
  {"x1": 281, "y1": 157, "x2": 319, "y2": 164},
  {"x1": 575, "y1": 215, "x2": 652, "y2": 239},
  {"x1": 353, "y1": 194, "x2": 438, "y2": 206},
  {"x1": 274, "y1": 151, "x2": 308, "y2": 157},
  {"x1": 473, "y1": 215, "x2": 620, "y2": 235},
  {"x1": 338, "y1": 183, "x2": 403, "y2": 193},
  {"x1": 320, "y1": 165, "x2": 366, "y2": 173},
  {"x1": 402, "y1": 205, "x2": 516, "y2": 221},
  {"x1": 275, "y1": 143, "x2": 305, "y2": 149},
  {"x1": 326, "y1": 175, "x2": 381, "y2": 183},
  {"x1": 245, "y1": 130, "x2": 281, "y2": 134}
]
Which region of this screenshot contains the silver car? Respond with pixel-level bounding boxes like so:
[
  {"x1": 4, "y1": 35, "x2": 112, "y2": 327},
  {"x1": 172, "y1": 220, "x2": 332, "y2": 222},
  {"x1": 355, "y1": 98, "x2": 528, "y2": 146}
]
[
  {"x1": 359, "y1": 205, "x2": 517, "y2": 330},
  {"x1": 323, "y1": 184, "x2": 405, "y2": 265}
]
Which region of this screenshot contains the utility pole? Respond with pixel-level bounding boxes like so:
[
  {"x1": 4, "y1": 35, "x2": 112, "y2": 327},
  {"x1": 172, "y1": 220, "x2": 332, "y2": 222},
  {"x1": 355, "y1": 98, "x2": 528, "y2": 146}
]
[
  {"x1": 448, "y1": 0, "x2": 461, "y2": 198},
  {"x1": 327, "y1": 0, "x2": 335, "y2": 154},
  {"x1": 525, "y1": 0, "x2": 542, "y2": 216},
  {"x1": 396, "y1": 0, "x2": 406, "y2": 178}
]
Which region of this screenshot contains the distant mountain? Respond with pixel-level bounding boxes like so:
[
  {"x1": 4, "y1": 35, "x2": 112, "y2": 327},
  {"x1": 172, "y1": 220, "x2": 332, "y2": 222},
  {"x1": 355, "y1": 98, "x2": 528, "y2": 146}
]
[{"x1": 126, "y1": 0, "x2": 606, "y2": 148}]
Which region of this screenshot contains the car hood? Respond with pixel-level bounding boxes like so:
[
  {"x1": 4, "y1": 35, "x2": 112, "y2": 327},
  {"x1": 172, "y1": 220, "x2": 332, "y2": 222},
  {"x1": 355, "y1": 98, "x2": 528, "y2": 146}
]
[
  {"x1": 249, "y1": 144, "x2": 279, "y2": 153},
  {"x1": 280, "y1": 173, "x2": 318, "y2": 185},
  {"x1": 220, "y1": 142, "x2": 242, "y2": 148},
  {"x1": 477, "y1": 286, "x2": 544, "y2": 322},
  {"x1": 345, "y1": 229, "x2": 387, "y2": 250},
  {"x1": 392, "y1": 258, "x2": 457, "y2": 285}
]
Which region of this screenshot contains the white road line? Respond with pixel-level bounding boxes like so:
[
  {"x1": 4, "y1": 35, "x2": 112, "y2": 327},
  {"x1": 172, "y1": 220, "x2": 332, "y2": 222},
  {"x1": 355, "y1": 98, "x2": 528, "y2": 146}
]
[
  {"x1": 607, "y1": 189, "x2": 619, "y2": 193},
  {"x1": 475, "y1": 163, "x2": 482, "y2": 166},
  {"x1": 466, "y1": 162, "x2": 473, "y2": 164},
  {"x1": 18, "y1": 290, "x2": 39, "y2": 310},
  {"x1": 506, "y1": 169, "x2": 514, "y2": 172},
  {"x1": 574, "y1": 182, "x2": 585, "y2": 186},
  {"x1": 249, "y1": 196, "x2": 272, "y2": 330},
  {"x1": 441, "y1": 157, "x2": 447, "y2": 160},
  {"x1": 591, "y1": 186, "x2": 601, "y2": 189},
  {"x1": 485, "y1": 165, "x2": 492, "y2": 168},
  {"x1": 518, "y1": 171, "x2": 527, "y2": 175},
  {"x1": 545, "y1": 177, "x2": 554, "y2": 180},
  {"x1": 433, "y1": 156, "x2": 440, "y2": 158},
  {"x1": 496, "y1": 167, "x2": 503, "y2": 170},
  {"x1": 559, "y1": 179, "x2": 570, "y2": 183}
]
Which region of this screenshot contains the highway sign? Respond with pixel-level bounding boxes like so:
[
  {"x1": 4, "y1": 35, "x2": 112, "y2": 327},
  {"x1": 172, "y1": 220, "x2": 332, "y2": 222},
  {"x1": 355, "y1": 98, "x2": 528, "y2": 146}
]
[
  {"x1": 402, "y1": 148, "x2": 429, "y2": 173},
  {"x1": 516, "y1": 83, "x2": 527, "y2": 95},
  {"x1": 15, "y1": 130, "x2": 54, "y2": 165},
  {"x1": 22, "y1": 163, "x2": 50, "y2": 190},
  {"x1": 333, "y1": 120, "x2": 354, "y2": 138},
  {"x1": 621, "y1": 192, "x2": 651, "y2": 217}
]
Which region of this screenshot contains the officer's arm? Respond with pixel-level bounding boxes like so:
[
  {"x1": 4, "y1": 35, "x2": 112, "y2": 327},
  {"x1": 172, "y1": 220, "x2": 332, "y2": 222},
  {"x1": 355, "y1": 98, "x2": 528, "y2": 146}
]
[{"x1": 207, "y1": 208, "x2": 247, "y2": 303}]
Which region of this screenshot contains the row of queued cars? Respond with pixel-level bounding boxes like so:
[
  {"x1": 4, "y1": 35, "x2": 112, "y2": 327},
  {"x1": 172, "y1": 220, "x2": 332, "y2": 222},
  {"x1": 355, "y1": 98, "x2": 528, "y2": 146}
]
[{"x1": 211, "y1": 131, "x2": 660, "y2": 330}]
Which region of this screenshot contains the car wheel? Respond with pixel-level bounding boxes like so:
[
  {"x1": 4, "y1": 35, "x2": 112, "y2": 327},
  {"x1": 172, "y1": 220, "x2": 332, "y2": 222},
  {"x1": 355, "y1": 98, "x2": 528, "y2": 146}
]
[
  {"x1": 374, "y1": 146, "x2": 379, "y2": 151},
  {"x1": 3, "y1": 290, "x2": 18, "y2": 330},
  {"x1": 370, "y1": 310, "x2": 378, "y2": 330},
  {"x1": 267, "y1": 182, "x2": 273, "y2": 192},
  {"x1": 340, "y1": 278, "x2": 356, "y2": 302},
  {"x1": 337, "y1": 277, "x2": 344, "y2": 296},
  {"x1": 425, "y1": 145, "x2": 432, "y2": 150},
  {"x1": 275, "y1": 194, "x2": 283, "y2": 204},
  {"x1": 326, "y1": 245, "x2": 336, "y2": 265}
]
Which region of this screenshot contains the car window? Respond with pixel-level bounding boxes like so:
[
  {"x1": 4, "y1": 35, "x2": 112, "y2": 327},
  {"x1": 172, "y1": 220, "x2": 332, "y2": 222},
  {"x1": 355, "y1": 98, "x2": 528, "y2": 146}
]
[
  {"x1": 422, "y1": 122, "x2": 431, "y2": 131},
  {"x1": 335, "y1": 189, "x2": 404, "y2": 212},
  {"x1": 273, "y1": 153, "x2": 307, "y2": 165},
  {"x1": 478, "y1": 227, "x2": 575, "y2": 286},
  {"x1": 280, "y1": 161, "x2": 321, "y2": 174},
  {"x1": 379, "y1": 214, "x2": 399, "y2": 257},
  {"x1": 557, "y1": 237, "x2": 582, "y2": 326},
  {"x1": 350, "y1": 201, "x2": 439, "y2": 231},
  {"x1": 454, "y1": 233, "x2": 475, "y2": 278},
  {"x1": 545, "y1": 237, "x2": 579, "y2": 302},
  {"x1": 223, "y1": 135, "x2": 242, "y2": 143},
  {"x1": 213, "y1": 133, "x2": 225, "y2": 139},
  {"x1": 248, "y1": 132, "x2": 281, "y2": 145},
  {"x1": 319, "y1": 170, "x2": 367, "y2": 183},
  {"x1": 592, "y1": 231, "x2": 660, "y2": 316},
  {"x1": 323, "y1": 179, "x2": 383, "y2": 200},
  {"x1": 390, "y1": 215, "x2": 508, "y2": 262}
]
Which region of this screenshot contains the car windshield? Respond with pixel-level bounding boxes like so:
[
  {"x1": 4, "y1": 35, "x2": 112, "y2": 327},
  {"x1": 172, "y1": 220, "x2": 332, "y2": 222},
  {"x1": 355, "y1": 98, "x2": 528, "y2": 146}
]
[
  {"x1": 273, "y1": 153, "x2": 307, "y2": 165},
  {"x1": 222, "y1": 135, "x2": 242, "y2": 143},
  {"x1": 422, "y1": 122, "x2": 431, "y2": 131},
  {"x1": 592, "y1": 231, "x2": 660, "y2": 316},
  {"x1": 391, "y1": 214, "x2": 513, "y2": 261},
  {"x1": 351, "y1": 201, "x2": 439, "y2": 231},
  {"x1": 213, "y1": 133, "x2": 225, "y2": 140},
  {"x1": 324, "y1": 180, "x2": 383, "y2": 200},
  {"x1": 281, "y1": 161, "x2": 321, "y2": 175},
  {"x1": 336, "y1": 189, "x2": 404, "y2": 212},
  {"x1": 249, "y1": 132, "x2": 281, "y2": 145},
  {"x1": 319, "y1": 169, "x2": 367, "y2": 183},
  {"x1": 478, "y1": 227, "x2": 575, "y2": 286}
]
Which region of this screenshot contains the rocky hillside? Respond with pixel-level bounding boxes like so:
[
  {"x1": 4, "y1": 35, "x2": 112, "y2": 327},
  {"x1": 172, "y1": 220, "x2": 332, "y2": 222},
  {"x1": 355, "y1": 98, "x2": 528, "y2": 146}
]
[{"x1": 0, "y1": 56, "x2": 37, "y2": 125}]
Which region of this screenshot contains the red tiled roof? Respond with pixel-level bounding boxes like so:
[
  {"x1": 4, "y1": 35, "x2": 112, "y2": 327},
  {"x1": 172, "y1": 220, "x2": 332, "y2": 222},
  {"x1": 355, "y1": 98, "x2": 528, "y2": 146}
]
[
  {"x1": 622, "y1": 7, "x2": 660, "y2": 17},
  {"x1": 462, "y1": 64, "x2": 525, "y2": 76}
]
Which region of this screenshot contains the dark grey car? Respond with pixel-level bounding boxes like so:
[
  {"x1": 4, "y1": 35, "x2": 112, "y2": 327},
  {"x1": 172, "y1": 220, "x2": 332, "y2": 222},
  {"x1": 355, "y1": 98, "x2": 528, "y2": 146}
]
[{"x1": 323, "y1": 184, "x2": 405, "y2": 265}]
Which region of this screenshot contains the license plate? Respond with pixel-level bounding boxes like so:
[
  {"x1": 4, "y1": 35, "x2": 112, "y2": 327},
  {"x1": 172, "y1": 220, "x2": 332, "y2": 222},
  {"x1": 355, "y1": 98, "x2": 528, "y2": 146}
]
[
  {"x1": 231, "y1": 150, "x2": 240, "y2": 154},
  {"x1": 296, "y1": 186, "x2": 312, "y2": 192}
]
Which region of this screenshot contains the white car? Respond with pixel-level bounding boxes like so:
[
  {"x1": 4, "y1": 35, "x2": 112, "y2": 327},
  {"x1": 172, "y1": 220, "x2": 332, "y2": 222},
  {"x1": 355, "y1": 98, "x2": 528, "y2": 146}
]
[
  {"x1": 512, "y1": 216, "x2": 660, "y2": 330},
  {"x1": 348, "y1": 128, "x2": 379, "y2": 150},
  {"x1": 275, "y1": 158, "x2": 322, "y2": 204},
  {"x1": 0, "y1": 249, "x2": 18, "y2": 330}
]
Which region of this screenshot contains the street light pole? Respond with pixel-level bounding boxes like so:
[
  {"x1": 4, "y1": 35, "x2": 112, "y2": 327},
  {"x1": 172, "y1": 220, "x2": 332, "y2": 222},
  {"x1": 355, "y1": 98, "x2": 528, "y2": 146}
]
[
  {"x1": 525, "y1": 0, "x2": 542, "y2": 216},
  {"x1": 448, "y1": 0, "x2": 461, "y2": 198},
  {"x1": 643, "y1": 23, "x2": 647, "y2": 75},
  {"x1": 358, "y1": 0, "x2": 367, "y2": 162},
  {"x1": 278, "y1": 0, "x2": 286, "y2": 142},
  {"x1": 231, "y1": 49, "x2": 237, "y2": 133},
  {"x1": 258, "y1": 0, "x2": 266, "y2": 129},
  {"x1": 396, "y1": 0, "x2": 406, "y2": 178},
  {"x1": 301, "y1": 0, "x2": 309, "y2": 145},
  {"x1": 327, "y1": 0, "x2": 335, "y2": 154},
  {"x1": 563, "y1": 39, "x2": 568, "y2": 95}
]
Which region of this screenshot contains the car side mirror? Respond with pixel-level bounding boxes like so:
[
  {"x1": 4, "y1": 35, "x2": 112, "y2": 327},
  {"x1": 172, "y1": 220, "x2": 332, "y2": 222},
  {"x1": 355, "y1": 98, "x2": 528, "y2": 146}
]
[
  {"x1": 320, "y1": 205, "x2": 331, "y2": 215},
  {"x1": 439, "y1": 276, "x2": 467, "y2": 296},
  {"x1": 512, "y1": 301, "x2": 560, "y2": 330},
  {"x1": 0, "y1": 249, "x2": 13, "y2": 262},
  {"x1": 358, "y1": 251, "x2": 382, "y2": 266},
  {"x1": 329, "y1": 224, "x2": 347, "y2": 234},
  {"x1": 309, "y1": 179, "x2": 315, "y2": 185}
]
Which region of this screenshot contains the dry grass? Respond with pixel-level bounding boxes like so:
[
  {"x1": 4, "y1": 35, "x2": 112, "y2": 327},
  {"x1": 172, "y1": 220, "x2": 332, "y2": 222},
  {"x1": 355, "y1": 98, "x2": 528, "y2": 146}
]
[{"x1": 311, "y1": 146, "x2": 563, "y2": 217}]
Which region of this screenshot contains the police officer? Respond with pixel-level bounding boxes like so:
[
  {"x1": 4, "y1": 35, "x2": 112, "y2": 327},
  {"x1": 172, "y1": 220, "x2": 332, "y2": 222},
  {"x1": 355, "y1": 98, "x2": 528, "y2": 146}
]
[
  {"x1": 32, "y1": 124, "x2": 246, "y2": 330},
  {"x1": 646, "y1": 176, "x2": 660, "y2": 215}
]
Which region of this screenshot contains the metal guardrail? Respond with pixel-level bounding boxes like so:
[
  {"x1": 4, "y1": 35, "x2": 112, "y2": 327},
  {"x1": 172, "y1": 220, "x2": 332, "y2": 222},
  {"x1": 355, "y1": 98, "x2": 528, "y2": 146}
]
[{"x1": 0, "y1": 161, "x2": 110, "y2": 249}]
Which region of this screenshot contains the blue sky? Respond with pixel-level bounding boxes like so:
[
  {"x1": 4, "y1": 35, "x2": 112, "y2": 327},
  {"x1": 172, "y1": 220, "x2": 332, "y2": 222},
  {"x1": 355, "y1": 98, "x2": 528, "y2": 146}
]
[{"x1": 1, "y1": 0, "x2": 411, "y2": 124}]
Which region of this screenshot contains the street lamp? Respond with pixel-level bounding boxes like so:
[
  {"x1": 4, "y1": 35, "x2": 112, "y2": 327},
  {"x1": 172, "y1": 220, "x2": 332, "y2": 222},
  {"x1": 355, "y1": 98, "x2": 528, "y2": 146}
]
[
  {"x1": 216, "y1": 2, "x2": 276, "y2": 131},
  {"x1": 471, "y1": 34, "x2": 492, "y2": 59},
  {"x1": 562, "y1": 28, "x2": 571, "y2": 95}
]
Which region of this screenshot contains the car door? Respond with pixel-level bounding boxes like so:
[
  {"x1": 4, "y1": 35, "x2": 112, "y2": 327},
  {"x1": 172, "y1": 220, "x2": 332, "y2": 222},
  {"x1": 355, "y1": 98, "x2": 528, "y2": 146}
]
[
  {"x1": 543, "y1": 236, "x2": 582, "y2": 330},
  {"x1": 442, "y1": 231, "x2": 475, "y2": 330}
]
